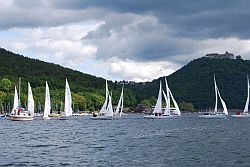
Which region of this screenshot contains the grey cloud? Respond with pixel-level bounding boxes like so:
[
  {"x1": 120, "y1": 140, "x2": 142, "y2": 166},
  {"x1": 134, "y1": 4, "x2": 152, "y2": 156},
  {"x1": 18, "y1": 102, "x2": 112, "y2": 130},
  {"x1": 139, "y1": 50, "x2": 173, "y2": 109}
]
[
  {"x1": 83, "y1": 15, "x2": 195, "y2": 63},
  {"x1": 2, "y1": 0, "x2": 250, "y2": 39},
  {"x1": 1, "y1": 0, "x2": 250, "y2": 65},
  {"x1": 50, "y1": 0, "x2": 250, "y2": 39}
]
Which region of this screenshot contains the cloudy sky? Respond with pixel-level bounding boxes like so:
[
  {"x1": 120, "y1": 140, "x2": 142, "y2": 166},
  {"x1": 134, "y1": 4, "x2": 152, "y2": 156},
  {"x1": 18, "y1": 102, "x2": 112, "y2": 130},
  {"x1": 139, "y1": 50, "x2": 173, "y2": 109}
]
[{"x1": 1, "y1": 0, "x2": 250, "y2": 82}]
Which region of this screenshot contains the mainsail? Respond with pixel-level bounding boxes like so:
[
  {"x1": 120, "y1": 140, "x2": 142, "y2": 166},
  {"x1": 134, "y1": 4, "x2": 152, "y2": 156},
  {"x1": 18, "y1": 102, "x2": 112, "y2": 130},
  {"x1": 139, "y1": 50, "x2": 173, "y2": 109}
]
[
  {"x1": 214, "y1": 75, "x2": 228, "y2": 115},
  {"x1": 43, "y1": 81, "x2": 51, "y2": 118},
  {"x1": 164, "y1": 78, "x2": 171, "y2": 115},
  {"x1": 106, "y1": 94, "x2": 114, "y2": 116},
  {"x1": 153, "y1": 81, "x2": 162, "y2": 114},
  {"x1": 115, "y1": 85, "x2": 124, "y2": 116},
  {"x1": 243, "y1": 75, "x2": 250, "y2": 113},
  {"x1": 64, "y1": 79, "x2": 73, "y2": 117},
  {"x1": 28, "y1": 82, "x2": 34, "y2": 116},
  {"x1": 162, "y1": 78, "x2": 181, "y2": 115},
  {"x1": 214, "y1": 75, "x2": 218, "y2": 113},
  {"x1": 100, "y1": 80, "x2": 109, "y2": 114},
  {"x1": 11, "y1": 86, "x2": 19, "y2": 115}
]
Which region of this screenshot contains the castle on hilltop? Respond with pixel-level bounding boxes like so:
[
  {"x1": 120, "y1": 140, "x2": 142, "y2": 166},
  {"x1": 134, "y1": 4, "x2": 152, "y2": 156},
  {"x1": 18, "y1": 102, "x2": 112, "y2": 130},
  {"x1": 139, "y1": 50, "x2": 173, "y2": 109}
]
[{"x1": 205, "y1": 51, "x2": 234, "y2": 59}]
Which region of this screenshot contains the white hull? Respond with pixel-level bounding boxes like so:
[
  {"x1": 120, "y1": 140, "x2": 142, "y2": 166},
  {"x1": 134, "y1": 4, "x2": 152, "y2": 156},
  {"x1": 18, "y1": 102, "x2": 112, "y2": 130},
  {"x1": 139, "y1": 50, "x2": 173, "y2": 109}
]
[
  {"x1": 34, "y1": 113, "x2": 43, "y2": 117},
  {"x1": 10, "y1": 115, "x2": 33, "y2": 121},
  {"x1": 90, "y1": 116, "x2": 113, "y2": 120},
  {"x1": 231, "y1": 113, "x2": 250, "y2": 118},
  {"x1": 198, "y1": 114, "x2": 227, "y2": 119},
  {"x1": 144, "y1": 115, "x2": 180, "y2": 119},
  {"x1": 72, "y1": 113, "x2": 90, "y2": 116},
  {"x1": 43, "y1": 116, "x2": 51, "y2": 120}
]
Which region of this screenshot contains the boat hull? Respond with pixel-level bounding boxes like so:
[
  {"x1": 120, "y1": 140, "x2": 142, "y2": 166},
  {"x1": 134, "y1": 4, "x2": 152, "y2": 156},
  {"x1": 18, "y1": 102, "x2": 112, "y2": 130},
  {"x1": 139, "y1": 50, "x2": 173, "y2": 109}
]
[
  {"x1": 10, "y1": 115, "x2": 33, "y2": 121},
  {"x1": 58, "y1": 116, "x2": 70, "y2": 120},
  {"x1": 231, "y1": 113, "x2": 250, "y2": 118},
  {"x1": 43, "y1": 116, "x2": 51, "y2": 120},
  {"x1": 198, "y1": 114, "x2": 227, "y2": 119},
  {"x1": 144, "y1": 115, "x2": 180, "y2": 119},
  {"x1": 90, "y1": 116, "x2": 113, "y2": 120}
]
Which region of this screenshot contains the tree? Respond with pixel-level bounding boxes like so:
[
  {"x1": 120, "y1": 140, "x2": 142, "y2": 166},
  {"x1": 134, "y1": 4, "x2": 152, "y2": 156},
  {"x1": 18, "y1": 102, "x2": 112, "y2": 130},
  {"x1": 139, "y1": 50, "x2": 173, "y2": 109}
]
[
  {"x1": 73, "y1": 94, "x2": 87, "y2": 111},
  {"x1": 236, "y1": 55, "x2": 242, "y2": 60},
  {"x1": 179, "y1": 102, "x2": 195, "y2": 112},
  {"x1": 0, "y1": 78, "x2": 12, "y2": 92}
]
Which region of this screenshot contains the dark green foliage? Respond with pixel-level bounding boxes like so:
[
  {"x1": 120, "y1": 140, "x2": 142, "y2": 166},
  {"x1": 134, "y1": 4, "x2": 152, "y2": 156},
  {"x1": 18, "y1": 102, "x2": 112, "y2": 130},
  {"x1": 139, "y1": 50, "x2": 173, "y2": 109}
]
[
  {"x1": 0, "y1": 48, "x2": 136, "y2": 112},
  {"x1": 1, "y1": 47, "x2": 250, "y2": 112},
  {"x1": 179, "y1": 102, "x2": 195, "y2": 112},
  {"x1": 127, "y1": 57, "x2": 250, "y2": 110}
]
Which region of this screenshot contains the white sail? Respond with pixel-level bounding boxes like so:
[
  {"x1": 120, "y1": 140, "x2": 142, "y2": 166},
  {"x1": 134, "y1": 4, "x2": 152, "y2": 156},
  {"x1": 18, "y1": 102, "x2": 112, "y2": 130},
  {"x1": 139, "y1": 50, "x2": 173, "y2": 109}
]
[
  {"x1": 100, "y1": 80, "x2": 109, "y2": 114},
  {"x1": 153, "y1": 81, "x2": 162, "y2": 114},
  {"x1": 164, "y1": 78, "x2": 171, "y2": 115},
  {"x1": 214, "y1": 75, "x2": 218, "y2": 113},
  {"x1": 217, "y1": 89, "x2": 228, "y2": 115},
  {"x1": 28, "y1": 82, "x2": 35, "y2": 116},
  {"x1": 64, "y1": 79, "x2": 73, "y2": 117},
  {"x1": 243, "y1": 75, "x2": 250, "y2": 113},
  {"x1": 115, "y1": 86, "x2": 124, "y2": 116},
  {"x1": 162, "y1": 90, "x2": 170, "y2": 115},
  {"x1": 120, "y1": 93, "x2": 124, "y2": 116},
  {"x1": 106, "y1": 94, "x2": 114, "y2": 116},
  {"x1": 169, "y1": 88, "x2": 181, "y2": 115},
  {"x1": 43, "y1": 81, "x2": 51, "y2": 118},
  {"x1": 11, "y1": 86, "x2": 19, "y2": 115}
]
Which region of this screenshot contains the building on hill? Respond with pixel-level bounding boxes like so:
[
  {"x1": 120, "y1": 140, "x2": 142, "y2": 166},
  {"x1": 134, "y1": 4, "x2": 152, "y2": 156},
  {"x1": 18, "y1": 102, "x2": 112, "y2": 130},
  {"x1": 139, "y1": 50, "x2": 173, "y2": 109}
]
[{"x1": 205, "y1": 51, "x2": 234, "y2": 59}]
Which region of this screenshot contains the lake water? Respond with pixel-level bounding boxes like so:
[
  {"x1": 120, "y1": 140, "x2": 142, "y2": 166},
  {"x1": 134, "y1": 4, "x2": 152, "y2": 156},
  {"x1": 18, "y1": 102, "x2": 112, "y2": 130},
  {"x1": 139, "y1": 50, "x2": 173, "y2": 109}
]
[{"x1": 1, "y1": 113, "x2": 250, "y2": 167}]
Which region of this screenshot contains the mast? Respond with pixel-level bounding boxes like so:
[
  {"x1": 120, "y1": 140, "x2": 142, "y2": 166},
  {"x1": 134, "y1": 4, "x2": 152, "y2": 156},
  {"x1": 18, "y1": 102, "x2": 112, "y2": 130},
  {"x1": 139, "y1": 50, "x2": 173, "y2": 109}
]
[
  {"x1": 214, "y1": 75, "x2": 218, "y2": 113},
  {"x1": 243, "y1": 75, "x2": 249, "y2": 113},
  {"x1": 18, "y1": 77, "x2": 21, "y2": 107}
]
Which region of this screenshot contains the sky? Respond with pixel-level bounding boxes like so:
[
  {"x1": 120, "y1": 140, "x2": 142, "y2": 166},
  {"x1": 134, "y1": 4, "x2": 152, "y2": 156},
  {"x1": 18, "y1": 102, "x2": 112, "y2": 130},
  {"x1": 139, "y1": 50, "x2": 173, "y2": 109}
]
[{"x1": 1, "y1": 0, "x2": 250, "y2": 82}]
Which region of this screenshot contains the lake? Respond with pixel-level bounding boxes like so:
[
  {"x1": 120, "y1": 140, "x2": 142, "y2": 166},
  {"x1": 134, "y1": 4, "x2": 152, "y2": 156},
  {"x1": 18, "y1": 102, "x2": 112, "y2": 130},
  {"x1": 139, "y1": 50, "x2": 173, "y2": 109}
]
[{"x1": 0, "y1": 113, "x2": 250, "y2": 167}]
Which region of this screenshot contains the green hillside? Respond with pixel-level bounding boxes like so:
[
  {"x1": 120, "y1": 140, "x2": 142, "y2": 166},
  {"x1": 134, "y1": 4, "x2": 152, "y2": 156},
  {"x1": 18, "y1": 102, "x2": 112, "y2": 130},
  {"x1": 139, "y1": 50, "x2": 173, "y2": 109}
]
[
  {"x1": 1, "y1": 47, "x2": 249, "y2": 113},
  {"x1": 0, "y1": 48, "x2": 137, "y2": 112},
  {"x1": 127, "y1": 57, "x2": 250, "y2": 110}
]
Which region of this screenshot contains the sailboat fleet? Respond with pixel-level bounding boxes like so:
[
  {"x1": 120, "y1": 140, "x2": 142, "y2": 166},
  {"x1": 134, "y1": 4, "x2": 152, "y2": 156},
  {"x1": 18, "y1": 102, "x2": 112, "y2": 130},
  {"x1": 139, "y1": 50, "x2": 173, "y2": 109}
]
[
  {"x1": 5, "y1": 74, "x2": 250, "y2": 121},
  {"x1": 91, "y1": 80, "x2": 124, "y2": 120},
  {"x1": 144, "y1": 78, "x2": 181, "y2": 119}
]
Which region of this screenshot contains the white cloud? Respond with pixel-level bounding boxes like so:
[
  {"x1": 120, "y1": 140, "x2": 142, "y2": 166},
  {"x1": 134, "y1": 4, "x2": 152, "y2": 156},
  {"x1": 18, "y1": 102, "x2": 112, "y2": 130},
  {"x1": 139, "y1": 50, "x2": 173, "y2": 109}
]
[
  {"x1": 1, "y1": 2, "x2": 250, "y2": 82},
  {"x1": 95, "y1": 58, "x2": 181, "y2": 82},
  {"x1": 0, "y1": 22, "x2": 102, "y2": 68}
]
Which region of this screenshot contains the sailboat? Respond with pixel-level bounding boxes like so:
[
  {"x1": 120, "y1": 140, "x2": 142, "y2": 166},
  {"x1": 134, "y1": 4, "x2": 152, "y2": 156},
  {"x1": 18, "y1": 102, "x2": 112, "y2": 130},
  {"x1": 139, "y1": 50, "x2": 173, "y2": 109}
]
[
  {"x1": 232, "y1": 75, "x2": 250, "y2": 118},
  {"x1": 163, "y1": 78, "x2": 181, "y2": 117},
  {"x1": 91, "y1": 80, "x2": 114, "y2": 120},
  {"x1": 114, "y1": 85, "x2": 124, "y2": 116},
  {"x1": 11, "y1": 86, "x2": 19, "y2": 115},
  {"x1": 58, "y1": 79, "x2": 73, "y2": 120},
  {"x1": 10, "y1": 80, "x2": 34, "y2": 121},
  {"x1": 198, "y1": 75, "x2": 228, "y2": 118},
  {"x1": 144, "y1": 78, "x2": 181, "y2": 119},
  {"x1": 43, "y1": 81, "x2": 51, "y2": 120}
]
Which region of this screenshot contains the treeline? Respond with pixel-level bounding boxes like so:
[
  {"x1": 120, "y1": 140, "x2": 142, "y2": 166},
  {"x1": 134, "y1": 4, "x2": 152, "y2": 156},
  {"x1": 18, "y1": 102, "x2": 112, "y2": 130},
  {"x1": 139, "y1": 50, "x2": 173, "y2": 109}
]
[
  {"x1": 0, "y1": 48, "x2": 137, "y2": 113},
  {"x1": 0, "y1": 77, "x2": 138, "y2": 113},
  {"x1": 127, "y1": 57, "x2": 250, "y2": 110},
  {"x1": 3, "y1": 47, "x2": 249, "y2": 112}
]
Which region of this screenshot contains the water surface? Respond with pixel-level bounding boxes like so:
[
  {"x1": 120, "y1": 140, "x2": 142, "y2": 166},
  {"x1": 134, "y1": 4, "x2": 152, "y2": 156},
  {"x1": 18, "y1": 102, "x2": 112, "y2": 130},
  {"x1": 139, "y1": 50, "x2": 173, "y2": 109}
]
[{"x1": 0, "y1": 113, "x2": 250, "y2": 167}]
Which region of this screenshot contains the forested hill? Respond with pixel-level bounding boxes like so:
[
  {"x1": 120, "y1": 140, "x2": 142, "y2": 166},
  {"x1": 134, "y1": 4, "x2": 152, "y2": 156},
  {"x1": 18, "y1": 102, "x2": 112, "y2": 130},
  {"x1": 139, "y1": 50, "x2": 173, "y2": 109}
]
[
  {"x1": 127, "y1": 57, "x2": 250, "y2": 110},
  {"x1": 1, "y1": 47, "x2": 249, "y2": 112},
  {"x1": 0, "y1": 48, "x2": 137, "y2": 112}
]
